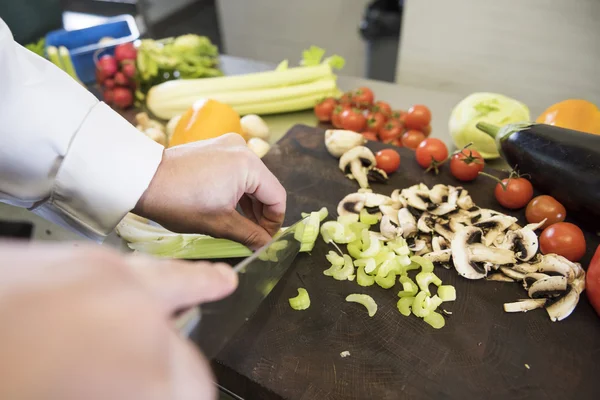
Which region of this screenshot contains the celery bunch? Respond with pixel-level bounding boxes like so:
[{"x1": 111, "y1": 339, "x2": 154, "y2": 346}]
[{"x1": 146, "y1": 46, "x2": 345, "y2": 120}]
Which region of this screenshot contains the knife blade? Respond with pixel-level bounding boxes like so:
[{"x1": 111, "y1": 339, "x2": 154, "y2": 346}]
[{"x1": 186, "y1": 219, "x2": 305, "y2": 359}]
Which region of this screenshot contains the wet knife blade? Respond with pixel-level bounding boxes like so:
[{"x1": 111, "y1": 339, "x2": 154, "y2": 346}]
[{"x1": 186, "y1": 220, "x2": 304, "y2": 359}]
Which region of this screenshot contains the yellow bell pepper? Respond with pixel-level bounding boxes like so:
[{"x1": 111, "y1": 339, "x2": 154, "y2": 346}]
[
  {"x1": 536, "y1": 99, "x2": 600, "y2": 136},
  {"x1": 169, "y1": 99, "x2": 244, "y2": 147}
]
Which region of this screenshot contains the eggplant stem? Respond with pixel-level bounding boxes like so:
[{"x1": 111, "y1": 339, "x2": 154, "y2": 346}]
[{"x1": 476, "y1": 122, "x2": 500, "y2": 138}]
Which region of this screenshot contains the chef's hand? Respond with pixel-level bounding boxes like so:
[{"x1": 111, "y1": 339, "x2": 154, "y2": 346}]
[
  {"x1": 0, "y1": 243, "x2": 237, "y2": 400},
  {"x1": 134, "y1": 133, "x2": 287, "y2": 250}
]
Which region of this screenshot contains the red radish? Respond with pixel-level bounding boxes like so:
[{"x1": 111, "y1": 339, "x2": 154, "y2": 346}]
[
  {"x1": 97, "y1": 55, "x2": 118, "y2": 79},
  {"x1": 121, "y1": 62, "x2": 136, "y2": 79},
  {"x1": 103, "y1": 89, "x2": 114, "y2": 104},
  {"x1": 115, "y1": 43, "x2": 137, "y2": 63},
  {"x1": 114, "y1": 72, "x2": 129, "y2": 86},
  {"x1": 104, "y1": 79, "x2": 115, "y2": 89},
  {"x1": 112, "y1": 87, "x2": 133, "y2": 109}
]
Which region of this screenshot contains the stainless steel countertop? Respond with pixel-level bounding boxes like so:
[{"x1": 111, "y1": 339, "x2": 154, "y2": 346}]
[{"x1": 0, "y1": 55, "x2": 504, "y2": 244}]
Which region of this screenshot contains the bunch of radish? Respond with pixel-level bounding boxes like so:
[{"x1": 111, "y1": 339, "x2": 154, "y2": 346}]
[{"x1": 95, "y1": 43, "x2": 137, "y2": 110}]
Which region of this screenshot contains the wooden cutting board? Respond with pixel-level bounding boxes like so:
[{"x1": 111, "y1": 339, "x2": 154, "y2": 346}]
[{"x1": 208, "y1": 124, "x2": 600, "y2": 400}]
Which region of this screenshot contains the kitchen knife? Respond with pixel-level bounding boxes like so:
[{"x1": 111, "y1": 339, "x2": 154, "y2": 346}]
[{"x1": 185, "y1": 220, "x2": 305, "y2": 360}]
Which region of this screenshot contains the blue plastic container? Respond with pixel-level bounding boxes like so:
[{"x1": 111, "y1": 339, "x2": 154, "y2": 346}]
[{"x1": 45, "y1": 15, "x2": 139, "y2": 84}]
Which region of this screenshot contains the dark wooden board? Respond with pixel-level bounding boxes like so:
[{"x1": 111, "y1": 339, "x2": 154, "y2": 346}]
[{"x1": 212, "y1": 124, "x2": 600, "y2": 400}]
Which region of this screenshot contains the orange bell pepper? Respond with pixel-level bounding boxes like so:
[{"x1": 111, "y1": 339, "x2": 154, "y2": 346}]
[
  {"x1": 536, "y1": 99, "x2": 600, "y2": 136},
  {"x1": 169, "y1": 99, "x2": 244, "y2": 147}
]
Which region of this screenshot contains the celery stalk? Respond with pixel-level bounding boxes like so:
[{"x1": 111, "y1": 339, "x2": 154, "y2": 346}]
[
  {"x1": 397, "y1": 296, "x2": 414, "y2": 316},
  {"x1": 231, "y1": 90, "x2": 340, "y2": 116},
  {"x1": 58, "y1": 46, "x2": 83, "y2": 84},
  {"x1": 46, "y1": 46, "x2": 63, "y2": 69},
  {"x1": 289, "y1": 288, "x2": 310, "y2": 310}
]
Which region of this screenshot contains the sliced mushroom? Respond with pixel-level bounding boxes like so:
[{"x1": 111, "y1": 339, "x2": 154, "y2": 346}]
[
  {"x1": 390, "y1": 189, "x2": 408, "y2": 208},
  {"x1": 339, "y1": 146, "x2": 375, "y2": 189},
  {"x1": 398, "y1": 208, "x2": 417, "y2": 237},
  {"x1": 364, "y1": 193, "x2": 392, "y2": 208},
  {"x1": 432, "y1": 236, "x2": 449, "y2": 252},
  {"x1": 380, "y1": 215, "x2": 402, "y2": 239},
  {"x1": 367, "y1": 167, "x2": 389, "y2": 183},
  {"x1": 429, "y1": 185, "x2": 448, "y2": 204},
  {"x1": 504, "y1": 299, "x2": 547, "y2": 313},
  {"x1": 337, "y1": 193, "x2": 365, "y2": 217},
  {"x1": 379, "y1": 204, "x2": 399, "y2": 221},
  {"x1": 487, "y1": 273, "x2": 515, "y2": 282},
  {"x1": 474, "y1": 214, "x2": 518, "y2": 246},
  {"x1": 522, "y1": 272, "x2": 551, "y2": 290},
  {"x1": 468, "y1": 244, "x2": 516, "y2": 265},
  {"x1": 407, "y1": 236, "x2": 427, "y2": 253},
  {"x1": 401, "y1": 187, "x2": 429, "y2": 211},
  {"x1": 456, "y1": 189, "x2": 475, "y2": 210},
  {"x1": 417, "y1": 213, "x2": 436, "y2": 233},
  {"x1": 536, "y1": 254, "x2": 576, "y2": 281},
  {"x1": 427, "y1": 202, "x2": 457, "y2": 216},
  {"x1": 434, "y1": 221, "x2": 455, "y2": 242},
  {"x1": 423, "y1": 249, "x2": 451, "y2": 263},
  {"x1": 497, "y1": 224, "x2": 539, "y2": 262},
  {"x1": 546, "y1": 286, "x2": 579, "y2": 322},
  {"x1": 451, "y1": 226, "x2": 489, "y2": 279},
  {"x1": 499, "y1": 267, "x2": 526, "y2": 281},
  {"x1": 528, "y1": 276, "x2": 567, "y2": 299}
]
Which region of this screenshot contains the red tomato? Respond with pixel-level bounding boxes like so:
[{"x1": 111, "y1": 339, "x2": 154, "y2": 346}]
[
  {"x1": 450, "y1": 148, "x2": 484, "y2": 181},
  {"x1": 540, "y1": 222, "x2": 587, "y2": 262},
  {"x1": 374, "y1": 101, "x2": 392, "y2": 116},
  {"x1": 415, "y1": 138, "x2": 448, "y2": 168},
  {"x1": 401, "y1": 130, "x2": 426, "y2": 150},
  {"x1": 375, "y1": 149, "x2": 401, "y2": 174},
  {"x1": 388, "y1": 138, "x2": 403, "y2": 147},
  {"x1": 331, "y1": 104, "x2": 351, "y2": 128},
  {"x1": 339, "y1": 91, "x2": 353, "y2": 105},
  {"x1": 422, "y1": 125, "x2": 432, "y2": 137},
  {"x1": 314, "y1": 98, "x2": 338, "y2": 122},
  {"x1": 362, "y1": 131, "x2": 379, "y2": 141},
  {"x1": 404, "y1": 105, "x2": 432, "y2": 130},
  {"x1": 379, "y1": 120, "x2": 403, "y2": 142},
  {"x1": 525, "y1": 195, "x2": 566, "y2": 229},
  {"x1": 340, "y1": 108, "x2": 367, "y2": 132},
  {"x1": 494, "y1": 177, "x2": 534, "y2": 209},
  {"x1": 366, "y1": 112, "x2": 386, "y2": 132},
  {"x1": 351, "y1": 87, "x2": 375, "y2": 108},
  {"x1": 585, "y1": 245, "x2": 600, "y2": 316}
]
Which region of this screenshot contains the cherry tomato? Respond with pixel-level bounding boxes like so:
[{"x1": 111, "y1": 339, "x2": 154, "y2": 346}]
[
  {"x1": 340, "y1": 108, "x2": 367, "y2": 132},
  {"x1": 375, "y1": 149, "x2": 401, "y2": 174},
  {"x1": 450, "y1": 148, "x2": 484, "y2": 181},
  {"x1": 379, "y1": 120, "x2": 403, "y2": 142},
  {"x1": 422, "y1": 125, "x2": 432, "y2": 137},
  {"x1": 585, "y1": 245, "x2": 600, "y2": 316},
  {"x1": 362, "y1": 131, "x2": 379, "y2": 141},
  {"x1": 314, "y1": 98, "x2": 338, "y2": 122},
  {"x1": 366, "y1": 112, "x2": 386, "y2": 132},
  {"x1": 388, "y1": 138, "x2": 403, "y2": 147},
  {"x1": 404, "y1": 105, "x2": 432, "y2": 130},
  {"x1": 374, "y1": 101, "x2": 392, "y2": 116},
  {"x1": 331, "y1": 104, "x2": 351, "y2": 128},
  {"x1": 540, "y1": 222, "x2": 586, "y2": 262},
  {"x1": 351, "y1": 87, "x2": 375, "y2": 108},
  {"x1": 401, "y1": 130, "x2": 426, "y2": 150},
  {"x1": 340, "y1": 91, "x2": 353, "y2": 105},
  {"x1": 525, "y1": 195, "x2": 566, "y2": 229},
  {"x1": 494, "y1": 177, "x2": 534, "y2": 209},
  {"x1": 415, "y1": 138, "x2": 448, "y2": 168}
]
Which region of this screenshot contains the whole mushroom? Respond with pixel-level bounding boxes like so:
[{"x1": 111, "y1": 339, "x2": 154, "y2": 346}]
[
  {"x1": 325, "y1": 130, "x2": 367, "y2": 158},
  {"x1": 339, "y1": 146, "x2": 376, "y2": 189}
]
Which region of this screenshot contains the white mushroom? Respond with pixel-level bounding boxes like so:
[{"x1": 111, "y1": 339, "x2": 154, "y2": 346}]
[
  {"x1": 456, "y1": 189, "x2": 475, "y2": 210},
  {"x1": 499, "y1": 267, "x2": 526, "y2": 281},
  {"x1": 528, "y1": 276, "x2": 567, "y2": 299},
  {"x1": 401, "y1": 187, "x2": 429, "y2": 211},
  {"x1": 429, "y1": 185, "x2": 448, "y2": 204},
  {"x1": 417, "y1": 213, "x2": 436, "y2": 233},
  {"x1": 380, "y1": 215, "x2": 402, "y2": 239},
  {"x1": 451, "y1": 226, "x2": 488, "y2": 279},
  {"x1": 337, "y1": 193, "x2": 365, "y2": 217},
  {"x1": 247, "y1": 137, "x2": 271, "y2": 158},
  {"x1": 398, "y1": 208, "x2": 417, "y2": 237},
  {"x1": 504, "y1": 299, "x2": 547, "y2": 313},
  {"x1": 325, "y1": 129, "x2": 366, "y2": 158},
  {"x1": 241, "y1": 114, "x2": 270, "y2": 140},
  {"x1": 487, "y1": 273, "x2": 515, "y2": 282},
  {"x1": 474, "y1": 214, "x2": 518, "y2": 246},
  {"x1": 339, "y1": 146, "x2": 376, "y2": 189},
  {"x1": 427, "y1": 202, "x2": 457, "y2": 216}
]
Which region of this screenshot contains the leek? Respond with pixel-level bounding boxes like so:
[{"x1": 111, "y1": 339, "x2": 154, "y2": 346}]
[
  {"x1": 289, "y1": 288, "x2": 310, "y2": 310},
  {"x1": 346, "y1": 294, "x2": 377, "y2": 317}
]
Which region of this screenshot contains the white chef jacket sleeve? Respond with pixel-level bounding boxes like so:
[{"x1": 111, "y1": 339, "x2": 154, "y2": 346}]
[{"x1": 0, "y1": 18, "x2": 164, "y2": 242}]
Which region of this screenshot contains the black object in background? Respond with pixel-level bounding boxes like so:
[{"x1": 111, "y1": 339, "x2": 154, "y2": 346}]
[
  {"x1": 0, "y1": 0, "x2": 63, "y2": 44},
  {"x1": 0, "y1": 221, "x2": 34, "y2": 240},
  {"x1": 359, "y1": 0, "x2": 403, "y2": 82}
]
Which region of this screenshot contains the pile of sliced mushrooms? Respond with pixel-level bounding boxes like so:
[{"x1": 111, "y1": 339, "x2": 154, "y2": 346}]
[
  {"x1": 336, "y1": 183, "x2": 586, "y2": 322},
  {"x1": 325, "y1": 129, "x2": 388, "y2": 188}
]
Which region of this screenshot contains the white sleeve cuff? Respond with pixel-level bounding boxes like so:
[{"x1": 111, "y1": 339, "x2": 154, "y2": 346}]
[{"x1": 33, "y1": 102, "x2": 164, "y2": 242}]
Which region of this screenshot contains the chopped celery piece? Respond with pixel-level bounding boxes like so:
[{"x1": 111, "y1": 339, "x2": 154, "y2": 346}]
[
  {"x1": 397, "y1": 262, "x2": 421, "y2": 276},
  {"x1": 128, "y1": 235, "x2": 252, "y2": 259},
  {"x1": 275, "y1": 59, "x2": 288, "y2": 71},
  {"x1": 360, "y1": 231, "x2": 381, "y2": 258},
  {"x1": 302, "y1": 207, "x2": 329, "y2": 221},
  {"x1": 424, "y1": 295, "x2": 443, "y2": 312},
  {"x1": 397, "y1": 296, "x2": 415, "y2": 316},
  {"x1": 375, "y1": 261, "x2": 397, "y2": 289},
  {"x1": 325, "y1": 251, "x2": 345, "y2": 267},
  {"x1": 395, "y1": 254, "x2": 412, "y2": 267},
  {"x1": 349, "y1": 222, "x2": 370, "y2": 237},
  {"x1": 411, "y1": 291, "x2": 431, "y2": 318},
  {"x1": 438, "y1": 285, "x2": 457, "y2": 302},
  {"x1": 357, "y1": 265, "x2": 375, "y2": 287},
  {"x1": 423, "y1": 311, "x2": 445, "y2": 329},
  {"x1": 387, "y1": 237, "x2": 410, "y2": 256},
  {"x1": 323, "y1": 264, "x2": 341, "y2": 277},
  {"x1": 410, "y1": 256, "x2": 435, "y2": 273},
  {"x1": 415, "y1": 272, "x2": 442, "y2": 295},
  {"x1": 298, "y1": 212, "x2": 321, "y2": 252},
  {"x1": 333, "y1": 255, "x2": 355, "y2": 281},
  {"x1": 289, "y1": 288, "x2": 310, "y2": 310},
  {"x1": 337, "y1": 214, "x2": 359, "y2": 225},
  {"x1": 359, "y1": 209, "x2": 381, "y2": 225},
  {"x1": 320, "y1": 221, "x2": 355, "y2": 244},
  {"x1": 355, "y1": 258, "x2": 377, "y2": 274},
  {"x1": 377, "y1": 259, "x2": 398, "y2": 278},
  {"x1": 347, "y1": 240, "x2": 363, "y2": 260},
  {"x1": 346, "y1": 294, "x2": 377, "y2": 317},
  {"x1": 348, "y1": 274, "x2": 356, "y2": 281},
  {"x1": 398, "y1": 276, "x2": 418, "y2": 298}
]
